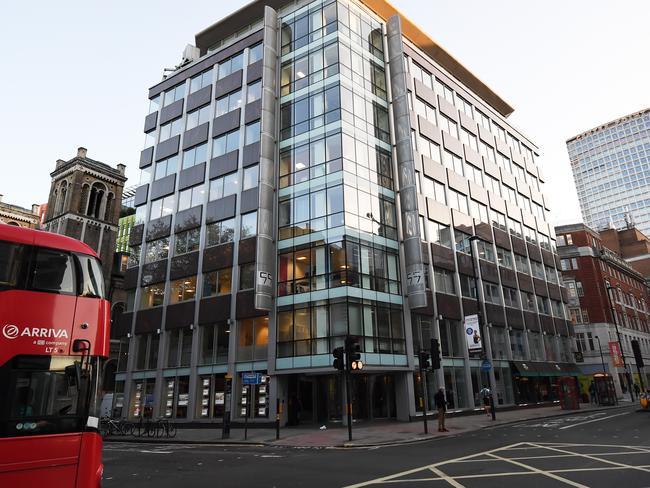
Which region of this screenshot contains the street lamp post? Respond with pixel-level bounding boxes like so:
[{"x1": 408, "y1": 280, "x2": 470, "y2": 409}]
[
  {"x1": 604, "y1": 283, "x2": 635, "y2": 403},
  {"x1": 468, "y1": 235, "x2": 496, "y2": 420},
  {"x1": 594, "y1": 335, "x2": 607, "y2": 374}
]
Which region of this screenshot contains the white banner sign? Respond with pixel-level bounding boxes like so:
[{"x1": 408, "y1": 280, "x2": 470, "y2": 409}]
[{"x1": 464, "y1": 314, "x2": 482, "y2": 352}]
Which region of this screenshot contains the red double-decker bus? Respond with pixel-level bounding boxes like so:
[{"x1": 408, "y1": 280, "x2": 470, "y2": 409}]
[{"x1": 0, "y1": 225, "x2": 110, "y2": 487}]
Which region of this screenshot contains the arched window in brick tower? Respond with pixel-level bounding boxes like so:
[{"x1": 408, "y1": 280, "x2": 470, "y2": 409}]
[
  {"x1": 56, "y1": 181, "x2": 68, "y2": 216},
  {"x1": 79, "y1": 184, "x2": 90, "y2": 214},
  {"x1": 104, "y1": 192, "x2": 114, "y2": 222},
  {"x1": 87, "y1": 182, "x2": 107, "y2": 219}
]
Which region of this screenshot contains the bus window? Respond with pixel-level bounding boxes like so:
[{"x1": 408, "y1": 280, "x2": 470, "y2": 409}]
[
  {"x1": 75, "y1": 254, "x2": 106, "y2": 299},
  {"x1": 30, "y1": 248, "x2": 75, "y2": 295},
  {"x1": 0, "y1": 241, "x2": 25, "y2": 291}
]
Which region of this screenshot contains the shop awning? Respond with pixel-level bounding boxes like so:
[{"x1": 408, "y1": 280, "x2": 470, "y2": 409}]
[
  {"x1": 558, "y1": 363, "x2": 582, "y2": 376},
  {"x1": 510, "y1": 361, "x2": 540, "y2": 377}
]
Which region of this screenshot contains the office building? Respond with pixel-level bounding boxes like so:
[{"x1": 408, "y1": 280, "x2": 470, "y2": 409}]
[
  {"x1": 115, "y1": 0, "x2": 576, "y2": 423},
  {"x1": 567, "y1": 108, "x2": 650, "y2": 237},
  {"x1": 556, "y1": 223, "x2": 650, "y2": 393}
]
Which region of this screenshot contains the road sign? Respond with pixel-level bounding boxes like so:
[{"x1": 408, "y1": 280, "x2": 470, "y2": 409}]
[
  {"x1": 242, "y1": 373, "x2": 262, "y2": 385},
  {"x1": 480, "y1": 359, "x2": 492, "y2": 372}
]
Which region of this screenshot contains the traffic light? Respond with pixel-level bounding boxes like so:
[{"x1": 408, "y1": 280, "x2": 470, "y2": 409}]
[
  {"x1": 419, "y1": 351, "x2": 430, "y2": 369},
  {"x1": 631, "y1": 340, "x2": 644, "y2": 368},
  {"x1": 332, "y1": 346, "x2": 345, "y2": 371},
  {"x1": 430, "y1": 338, "x2": 441, "y2": 370},
  {"x1": 346, "y1": 336, "x2": 363, "y2": 371}
]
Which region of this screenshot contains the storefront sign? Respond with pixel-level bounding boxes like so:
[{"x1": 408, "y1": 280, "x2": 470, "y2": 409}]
[
  {"x1": 464, "y1": 314, "x2": 482, "y2": 352},
  {"x1": 609, "y1": 341, "x2": 624, "y2": 367}
]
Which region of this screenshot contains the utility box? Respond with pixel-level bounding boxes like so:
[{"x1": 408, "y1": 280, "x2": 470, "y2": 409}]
[{"x1": 558, "y1": 376, "x2": 580, "y2": 410}]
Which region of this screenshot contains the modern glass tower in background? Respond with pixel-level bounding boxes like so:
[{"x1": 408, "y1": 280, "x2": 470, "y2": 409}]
[
  {"x1": 567, "y1": 108, "x2": 650, "y2": 237},
  {"x1": 114, "y1": 0, "x2": 575, "y2": 424}
]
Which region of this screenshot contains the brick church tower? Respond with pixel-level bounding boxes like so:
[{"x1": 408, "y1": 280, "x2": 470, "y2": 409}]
[{"x1": 43, "y1": 147, "x2": 127, "y2": 290}]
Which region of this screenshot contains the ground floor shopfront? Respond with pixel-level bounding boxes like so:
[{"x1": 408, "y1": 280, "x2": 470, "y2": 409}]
[{"x1": 110, "y1": 358, "x2": 579, "y2": 423}]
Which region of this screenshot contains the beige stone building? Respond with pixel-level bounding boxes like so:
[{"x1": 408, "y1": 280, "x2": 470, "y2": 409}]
[{"x1": 0, "y1": 195, "x2": 41, "y2": 228}]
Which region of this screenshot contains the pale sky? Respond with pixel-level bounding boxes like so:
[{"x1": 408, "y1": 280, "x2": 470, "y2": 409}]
[{"x1": 2, "y1": 1, "x2": 649, "y2": 228}]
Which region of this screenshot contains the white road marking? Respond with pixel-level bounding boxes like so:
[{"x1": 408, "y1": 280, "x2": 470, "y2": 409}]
[
  {"x1": 486, "y1": 451, "x2": 589, "y2": 487},
  {"x1": 558, "y1": 411, "x2": 631, "y2": 430},
  {"x1": 428, "y1": 466, "x2": 465, "y2": 488},
  {"x1": 529, "y1": 442, "x2": 650, "y2": 474}
]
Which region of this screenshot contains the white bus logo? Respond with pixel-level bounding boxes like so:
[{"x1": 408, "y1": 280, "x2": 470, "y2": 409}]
[{"x1": 2, "y1": 324, "x2": 19, "y2": 339}]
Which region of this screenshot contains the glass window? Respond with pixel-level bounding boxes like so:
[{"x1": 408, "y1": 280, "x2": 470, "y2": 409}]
[
  {"x1": 190, "y1": 70, "x2": 213, "y2": 93},
  {"x1": 149, "y1": 195, "x2": 175, "y2": 220},
  {"x1": 163, "y1": 84, "x2": 185, "y2": 107},
  {"x1": 245, "y1": 121, "x2": 261, "y2": 145},
  {"x1": 206, "y1": 218, "x2": 235, "y2": 246},
  {"x1": 240, "y1": 212, "x2": 257, "y2": 238},
  {"x1": 169, "y1": 276, "x2": 197, "y2": 304},
  {"x1": 212, "y1": 129, "x2": 240, "y2": 157},
  {"x1": 455, "y1": 231, "x2": 471, "y2": 254},
  {"x1": 243, "y1": 165, "x2": 258, "y2": 190},
  {"x1": 144, "y1": 237, "x2": 169, "y2": 264},
  {"x1": 140, "y1": 283, "x2": 165, "y2": 309},
  {"x1": 159, "y1": 118, "x2": 183, "y2": 142},
  {"x1": 514, "y1": 254, "x2": 530, "y2": 274},
  {"x1": 182, "y1": 143, "x2": 208, "y2": 169},
  {"x1": 148, "y1": 95, "x2": 160, "y2": 114},
  {"x1": 202, "y1": 268, "x2": 232, "y2": 297},
  {"x1": 174, "y1": 228, "x2": 200, "y2": 256},
  {"x1": 30, "y1": 249, "x2": 75, "y2": 294},
  {"x1": 154, "y1": 155, "x2": 179, "y2": 180},
  {"x1": 215, "y1": 89, "x2": 243, "y2": 117},
  {"x1": 75, "y1": 254, "x2": 106, "y2": 298},
  {"x1": 186, "y1": 106, "x2": 211, "y2": 131},
  {"x1": 209, "y1": 172, "x2": 239, "y2": 200},
  {"x1": 249, "y1": 43, "x2": 263, "y2": 64},
  {"x1": 239, "y1": 263, "x2": 255, "y2": 290},
  {"x1": 429, "y1": 221, "x2": 452, "y2": 248},
  {"x1": 496, "y1": 247, "x2": 513, "y2": 269},
  {"x1": 247, "y1": 81, "x2": 262, "y2": 103},
  {"x1": 127, "y1": 245, "x2": 141, "y2": 269},
  {"x1": 178, "y1": 184, "x2": 206, "y2": 212},
  {"x1": 218, "y1": 52, "x2": 244, "y2": 79},
  {"x1": 433, "y1": 267, "x2": 455, "y2": 294}
]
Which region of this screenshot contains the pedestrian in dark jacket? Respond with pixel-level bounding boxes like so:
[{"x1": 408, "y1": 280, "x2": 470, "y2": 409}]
[{"x1": 434, "y1": 388, "x2": 448, "y2": 432}]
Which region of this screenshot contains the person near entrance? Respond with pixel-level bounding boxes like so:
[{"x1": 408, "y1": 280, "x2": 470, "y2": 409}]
[
  {"x1": 433, "y1": 387, "x2": 448, "y2": 432},
  {"x1": 480, "y1": 387, "x2": 492, "y2": 417}
]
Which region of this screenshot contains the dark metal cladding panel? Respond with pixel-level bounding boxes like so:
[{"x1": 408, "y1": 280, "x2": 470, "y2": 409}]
[
  {"x1": 541, "y1": 249, "x2": 555, "y2": 267},
  {"x1": 523, "y1": 311, "x2": 540, "y2": 331},
  {"x1": 165, "y1": 301, "x2": 196, "y2": 330},
  {"x1": 533, "y1": 278, "x2": 548, "y2": 297},
  {"x1": 511, "y1": 236, "x2": 527, "y2": 255},
  {"x1": 456, "y1": 252, "x2": 474, "y2": 275},
  {"x1": 212, "y1": 109, "x2": 241, "y2": 138},
  {"x1": 474, "y1": 222, "x2": 492, "y2": 242},
  {"x1": 140, "y1": 146, "x2": 154, "y2": 168},
  {"x1": 240, "y1": 187, "x2": 259, "y2": 214},
  {"x1": 202, "y1": 243, "x2": 234, "y2": 272},
  {"x1": 129, "y1": 224, "x2": 144, "y2": 247},
  {"x1": 462, "y1": 298, "x2": 479, "y2": 316},
  {"x1": 431, "y1": 244, "x2": 455, "y2": 271},
  {"x1": 209, "y1": 150, "x2": 239, "y2": 179},
  {"x1": 236, "y1": 290, "x2": 267, "y2": 319},
  {"x1": 518, "y1": 273, "x2": 534, "y2": 293},
  {"x1": 436, "y1": 292, "x2": 462, "y2": 320},
  {"x1": 452, "y1": 210, "x2": 473, "y2": 233},
  {"x1": 123, "y1": 268, "x2": 139, "y2": 290},
  {"x1": 547, "y1": 284, "x2": 561, "y2": 301},
  {"x1": 134, "y1": 185, "x2": 149, "y2": 207},
  {"x1": 540, "y1": 315, "x2": 555, "y2": 334},
  {"x1": 174, "y1": 205, "x2": 202, "y2": 233},
  {"x1": 159, "y1": 99, "x2": 184, "y2": 125},
  {"x1": 155, "y1": 135, "x2": 181, "y2": 162},
  {"x1": 499, "y1": 267, "x2": 517, "y2": 288},
  {"x1": 178, "y1": 162, "x2": 206, "y2": 191},
  {"x1": 187, "y1": 85, "x2": 212, "y2": 112},
  {"x1": 115, "y1": 312, "x2": 133, "y2": 337},
  {"x1": 528, "y1": 244, "x2": 542, "y2": 263},
  {"x1": 242, "y1": 142, "x2": 261, "y2": 167},
  {"x1": 182, "y1": 123, "x2": 209, "y2": 150},
  {"x1": 134, "y1": 308, "x2": 163, "y2": 334},
  {"x1": 493, "y1": 228, "x2": 511, "y2": 250},
  {"x1": 555, "y1": 319, "x2": 569, "y2": 337},
  {"x1": 205, "y1": 194, "x2": 237, "y2": 223},
  {"x1": 214, "y1": 70, "x2": 243, "y2": 98},
  {"x1": 505, "y1": 307, "x2": 524, "y2": 329},
  {"x1": 485, "y1": 303, "x2": 506, "y2": 326},
  {"x1": 140, "y1": 260, "x2": 168, "y2": 286},
  {"x1": 144, "y1": 112, "x2": 158, "y2": 133},
  {"x1": 145, "y1": 215, "x2": 172, "y2": 241},
  {"x1": 170, "y1": 251, "x2": 199, "y2": 280},
  {"x1": 479, "y1": 261, "x2": 499, "y2": 284},
  {"x1": 238, "y1": 237, "x2": 257, "y2": 264},
  {"x1": 244, "y1": 100, "x2": 262, "y2": 124},
  {"x1": 199, "y1": 295, "x2": 231, "y2": 324},
  {"x1": 150, "y1": 174, "x2": 176, "y2": 200},
  {"x1": 247, "y1": 60, "x2": 263, "y2": 83}
]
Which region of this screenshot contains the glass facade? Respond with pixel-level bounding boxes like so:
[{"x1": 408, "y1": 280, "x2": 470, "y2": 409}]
[
  {"x1": 115, "y1": 0, "x2": 574, "y2": 423},
  {"x1": 568, "y1": 109, "x2": 650, "y2": 236}
]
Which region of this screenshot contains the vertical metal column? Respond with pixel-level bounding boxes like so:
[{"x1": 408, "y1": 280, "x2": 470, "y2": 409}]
[{"x1": 385, "y1": 14, "x2": 427, "y2": 310}]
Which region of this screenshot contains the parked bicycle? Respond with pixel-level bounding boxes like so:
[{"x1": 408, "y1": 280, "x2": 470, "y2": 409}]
[
  {"x1": 155, "y1": 418, "x2": 177, "y2": 438},
  {"x1": 134, "y1": 417, "x2": 158, "y2": 437},
  {"x1": 99, "y1": 417, "x2": 135, "y2": 438}
]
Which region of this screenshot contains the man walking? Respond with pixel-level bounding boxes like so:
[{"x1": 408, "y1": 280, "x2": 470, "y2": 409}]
[
  {"x1": 434, "y1": 387, "x2": 448, "y2": 432},
  {"x1": 480, "y1": 387, "x2": 492, "y2": 417}
]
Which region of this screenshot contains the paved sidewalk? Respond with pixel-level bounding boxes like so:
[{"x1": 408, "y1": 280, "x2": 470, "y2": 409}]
[{"x1": 106, "y1": 400, "x2": 636, "y2": 448}]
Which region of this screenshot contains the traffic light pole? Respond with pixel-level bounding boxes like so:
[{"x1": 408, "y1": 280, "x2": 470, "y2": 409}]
[
  {"x1": 419, "y1": 358, "x2": 428, "y2": 434},
  {"x1": 345, "y1": 368, "x2": 352, "y2": 442}
]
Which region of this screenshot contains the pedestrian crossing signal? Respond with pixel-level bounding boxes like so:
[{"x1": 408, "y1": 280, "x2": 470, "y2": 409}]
[{"x1": 332, "y1": 346, "x2": 345, "y2": 371}]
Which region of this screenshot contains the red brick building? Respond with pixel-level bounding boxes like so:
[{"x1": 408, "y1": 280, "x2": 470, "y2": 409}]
[{"x1": 555, "y1": 223, "x2": 650, "y2": 395}]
